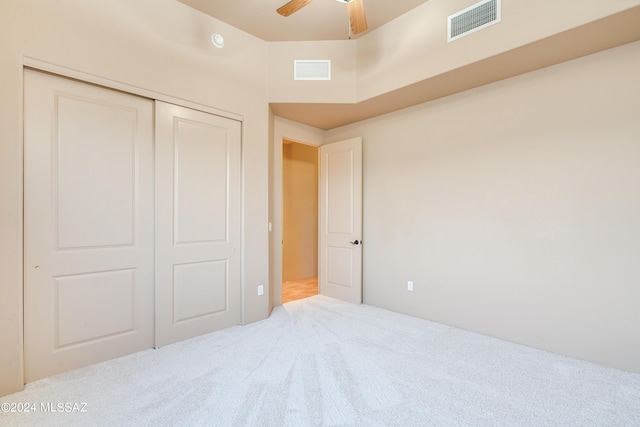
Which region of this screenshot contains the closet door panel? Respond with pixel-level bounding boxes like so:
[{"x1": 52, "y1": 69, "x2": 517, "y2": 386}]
[
  {"x1": 24, "y1": 70, "x2": 154, "y2": 382},
  {"x1": 155, "y1": 101, "x2": 242, "y2": 347}
]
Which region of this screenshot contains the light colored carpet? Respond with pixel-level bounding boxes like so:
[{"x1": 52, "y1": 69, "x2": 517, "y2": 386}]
[{"x1": 1, "y1": 295, "x2": 639, "y2": 426}]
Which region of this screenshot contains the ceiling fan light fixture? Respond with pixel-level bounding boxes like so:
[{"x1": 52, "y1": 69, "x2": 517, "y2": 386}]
[
  {"x1": 211, "y1": 33, "x2": 224, "y2": 48},
  {"x1": 277, "y1": 0, "x2": 366, "y2": 35}
]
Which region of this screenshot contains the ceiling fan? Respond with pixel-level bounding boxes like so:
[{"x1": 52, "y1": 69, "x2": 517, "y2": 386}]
[{"x1": 277, "y1": 0, "x2": 368, "y2": 35}]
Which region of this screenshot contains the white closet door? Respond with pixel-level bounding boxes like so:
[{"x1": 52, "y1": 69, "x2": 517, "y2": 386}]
[
  {"x1": 154, "y1": 101, "x2": 242, "y2": 347},
  {"x1": 24, "y1": 70, "x2": 155, "y2": 382}
]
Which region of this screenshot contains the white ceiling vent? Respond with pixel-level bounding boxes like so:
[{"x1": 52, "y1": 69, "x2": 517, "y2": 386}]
[
  {"x1": 294, "y1": 60, "x2": 331, "y2": 81},
  {"x1": 448, "y1": 0, "x2": 501, "y2": 42}
]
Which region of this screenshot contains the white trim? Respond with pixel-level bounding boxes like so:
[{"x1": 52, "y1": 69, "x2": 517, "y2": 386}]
[{"x1": 22, "y1": 56, "x2": 244, "y2": 122}]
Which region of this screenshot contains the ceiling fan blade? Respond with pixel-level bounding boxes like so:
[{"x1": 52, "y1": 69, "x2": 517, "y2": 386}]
[
  {"x1": 347, "y1": 0, "x2": 368, "y2": 34},
  {"x1": 277, "y1": 0, "x2": 315, "y2": 17}
]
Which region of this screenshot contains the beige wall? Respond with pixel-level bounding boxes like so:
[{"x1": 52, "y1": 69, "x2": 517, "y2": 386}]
[
  {"x1": 266, "y1": 0, "x2": 640, "y2": 104},
  {"x1": 283, "y1": 142, "x2": 319, "y2": 281},
  {"x1": 356, "y1": 0, "x2": 640, "y2": 100},
  {"x1": 326, "y1": 41, "x2": 640, "y2": 373},
  {"x1": 0, "y1": 0, "x2": 270, "y2": 396},
  {"x1": 267, "y1": 40, "x2": 357, "y2": 103}
]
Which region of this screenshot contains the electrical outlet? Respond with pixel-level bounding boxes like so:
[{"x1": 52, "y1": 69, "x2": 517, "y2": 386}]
[
  {"x1": 257, "y1": 284, "x2": 264, "y2": 296},
  {"x1": 407, "y1": 281, "x2": 414, "y2": 291}
]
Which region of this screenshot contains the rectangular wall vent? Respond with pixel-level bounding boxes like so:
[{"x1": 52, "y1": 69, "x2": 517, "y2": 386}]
[
  {"x1": 448, "y1": 0, "x2": 501, "y2": 42},
  {"x1": 294, "y1": 60, "x2": 331, "y2": 81}
]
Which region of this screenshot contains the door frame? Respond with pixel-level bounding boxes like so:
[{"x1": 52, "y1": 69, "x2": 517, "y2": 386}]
[
  {"x1": 271, "y1": 118, "x2": 363, "y2": 307},
  {"x1": 271, "y1": 118, "x2": 325, "y2": 306}
]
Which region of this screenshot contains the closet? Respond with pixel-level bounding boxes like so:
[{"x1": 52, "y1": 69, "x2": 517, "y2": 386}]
[{"x1": 23, "y1": 69, "x2": 241, "y2": 382}]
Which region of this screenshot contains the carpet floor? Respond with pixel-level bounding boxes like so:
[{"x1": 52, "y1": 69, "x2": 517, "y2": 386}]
[{"x1": 1, "y1": 295, "x2": 639, "y2": 426}]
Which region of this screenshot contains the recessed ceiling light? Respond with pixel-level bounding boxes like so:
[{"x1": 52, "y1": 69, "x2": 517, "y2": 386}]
[
  {"x1": 211, "y1": 33, "x2": 224, "y2": 48},
  {"x1": 335, "y1": 0, "x2": 353, "y2": 3}
]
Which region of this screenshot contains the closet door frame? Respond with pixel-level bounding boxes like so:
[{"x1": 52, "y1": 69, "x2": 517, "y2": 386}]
[
  {"x1": 21, "y1": 57, "x2": 245, "y2": 378},
  {"x1": 23, "y1": 58, "x2": 243, "y2": 123}
]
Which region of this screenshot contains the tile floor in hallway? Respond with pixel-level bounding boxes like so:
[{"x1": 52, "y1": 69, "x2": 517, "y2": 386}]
[{"x1": 282, "y1": 277, "x2": 318, "y2": 303}]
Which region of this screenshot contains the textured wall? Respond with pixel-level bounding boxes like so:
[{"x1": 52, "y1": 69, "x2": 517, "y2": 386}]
[{"x1": 326, "y1": 41, "x2": 640, "y2": 373}]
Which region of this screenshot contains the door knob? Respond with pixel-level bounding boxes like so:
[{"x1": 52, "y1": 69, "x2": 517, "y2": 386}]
[{"x1": 350, "y1": 240, "x2": 361, "y2": 245}]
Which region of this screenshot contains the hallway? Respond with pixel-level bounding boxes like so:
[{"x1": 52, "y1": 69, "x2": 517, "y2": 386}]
[{"x1": 282, "y1": 277, "x2": 318, "y2": 303}]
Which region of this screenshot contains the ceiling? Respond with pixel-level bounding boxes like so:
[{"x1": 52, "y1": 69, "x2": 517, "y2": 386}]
[
  {"x1": 177, "y1": 2, "x2": 640, "y2": 130},
  {"x1": 178, "y1": 0, "x2": 430, "y2": 41}
]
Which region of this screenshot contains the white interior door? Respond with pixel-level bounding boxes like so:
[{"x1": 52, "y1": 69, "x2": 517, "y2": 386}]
[
  {"x1": 24, "y1": 70, "x2": 155, "y2": 382},
  {"x1": 155, "y1": 101, "x2": 242, "y2": 347},
  {"x1": 319, "y1": 137, "x2": 363, "y2": 304}
]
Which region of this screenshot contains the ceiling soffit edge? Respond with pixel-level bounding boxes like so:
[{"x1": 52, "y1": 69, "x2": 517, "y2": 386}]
[{"x1": 270, "y1": 6, "x2": 640, "y2": 130}]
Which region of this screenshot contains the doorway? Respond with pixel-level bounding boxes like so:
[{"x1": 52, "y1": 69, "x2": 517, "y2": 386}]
[{"x1": 282, "y1": 140, "x2": 319, "y2": 303}]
